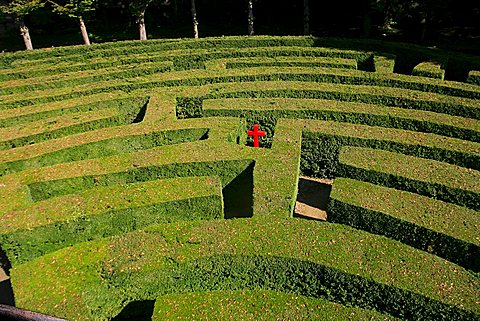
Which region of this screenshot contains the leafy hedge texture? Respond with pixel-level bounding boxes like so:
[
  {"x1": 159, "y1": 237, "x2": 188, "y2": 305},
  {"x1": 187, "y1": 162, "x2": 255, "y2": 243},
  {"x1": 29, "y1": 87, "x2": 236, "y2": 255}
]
[{"x1": 0, "y1": 36, "x2": 478, "y2": 321}]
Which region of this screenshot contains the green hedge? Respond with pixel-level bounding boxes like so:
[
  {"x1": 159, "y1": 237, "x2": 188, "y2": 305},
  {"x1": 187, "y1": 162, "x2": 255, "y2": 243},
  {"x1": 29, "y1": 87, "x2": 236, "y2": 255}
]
[
  {"x1": 26, "y1": 160, "x2": 255, "y2": 222},
  {"x1": 176, "y1": 99, "x2": 277, "y2": 147},
  {"x1": 27, "y1": 159, "x2": 253, "y2": 201},
  {"x1": 0, "y1": 38, "x2": 183, "y2": 68},
  {"x1": 328, "y1": 178, "x2": 479, "y2": 271},
  {"x1": 151, "y1": 290, "x2": 398, "y2": 320},
  {"x1": 0, "y1": 46, "x2": 366, "y2": 81},
  {"x1": 0, "y1": 178, "x2": 223, "y2": 266},
  {"x1": 299, "y1": 127, "x2": 479, "y2": 181},
  {"x1": 2, "y1": 39, "x2": 365, "y2": 70},
  {"x1": 201, "y1": 97, "x2": 479, "y2": 142},
  {"x1": 0, "y1": 128, "x2": 208, "y2": 175},
  {"x1": 337, "y1": 147, "x2": 480, "y2": 210},
  {"x1": 2, "y1": 71, "x2": 479, "y2": 113},
  {"x1": 11, "y1": 218, "x2": 479, "y2": 320},
  {"x1": 151, "y1": 255, "x2": 477, "y2": 321},
  {"x1": 412, "y1": 62, "x2": 445, "y2": 80},
  {"x1": 1, "y1": 38, "x2": 478, "y2": 97},
  {"x1": 4, "y1": 50, "x2": 479, "y2": 102},
  {"x1": 0, "y1": 109, "x2": 120, "y2": 151},
  {"x1": 2, "y1": 36, "x2": 479, "y2": 80},
  {"x1": 0, "y1": 94, "x2": 132, "y2": 128},
  {"x1": 1, "y1": 35, "x2": 479, "y2": 321},
  {"x1": 0, "y1": 62, "x2": 172, "y2": 95},
  {"x1": 0, "y1": 97, "x2": 149, "y2": 151},
  {"x1": 467, "y1": 70, "x2": 480, "y2": 85},
  {"x1": 374, "y1": 53, "x2": 396, "y2": 73},
  {"x1": 225, "y1": 56, "x2": 358, "y2": 70},
  {"x1": 204, "y1": 84, "x2": 480, "y2": 116},
  {"x1": 226, "y1": 61, "x2": 355, "y2": 69},
  {"x1": 200, "y1": 85, "x2": 480, "y2": 116},
  {"x1": 0, "y1": 118, "x2": 298, "y2": 219},
  {"x1": 0, "y1": 37, "x2": 319, "y2": 68},
  {"x1": 0, "y1": 58, "x2": 173, "y2": 82}
]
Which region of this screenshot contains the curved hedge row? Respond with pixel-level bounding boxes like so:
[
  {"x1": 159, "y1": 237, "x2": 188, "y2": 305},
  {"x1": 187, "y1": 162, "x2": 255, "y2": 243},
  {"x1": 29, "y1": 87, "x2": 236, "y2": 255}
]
[
  {"x1": 152, "y1": 290, "x2": 398, "y2": 321},
  {"x1": 337, "y1": 146, "x2": 480, "y2": 210},
  {"x1": 0, "y1": 127, "x2": 208, "y2": 175},
  {"x1": 0, "y1": 177, "x2": 223, "y2": 265},
  {"x1": 10, "y1": 218, "x2": 480, "y2": 320},
  {"x1": 0, "y1": 36, "x2": 478, "y2": 320},
  {"x1": 328, "y1": 178, "x2": 480, "y2": 271}
]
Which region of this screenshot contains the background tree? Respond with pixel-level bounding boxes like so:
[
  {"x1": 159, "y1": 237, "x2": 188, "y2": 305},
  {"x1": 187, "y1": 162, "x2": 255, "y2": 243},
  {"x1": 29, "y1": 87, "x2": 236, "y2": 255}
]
[
  {"x1": 247, "y1": 0, "x2": 254, "y2": 35},
  {"x1": 191, "y1": 0, "x2": 198, "y2": 38},
  {"x1": 303, "y1": 0, "x2": 309, "y2": 35},
  {"x1": 131, "y1": 0, "x2": 153, "y2": 40},
  {"x1": 0, "y1": 0, "x2": 44, "y2": 50},
  {"x1": 131, "y1": 0, "x2": 172, "y2": 40},
  {"x1": 48, "y1": 0, "x2": 95, "y2": 45}
]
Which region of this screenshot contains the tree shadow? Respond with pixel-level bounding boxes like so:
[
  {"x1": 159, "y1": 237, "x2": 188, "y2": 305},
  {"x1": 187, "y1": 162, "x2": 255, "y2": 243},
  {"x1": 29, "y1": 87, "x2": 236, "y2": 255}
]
[{"x1": 111, "y1": 300, "x2": 155, "y2": 321}]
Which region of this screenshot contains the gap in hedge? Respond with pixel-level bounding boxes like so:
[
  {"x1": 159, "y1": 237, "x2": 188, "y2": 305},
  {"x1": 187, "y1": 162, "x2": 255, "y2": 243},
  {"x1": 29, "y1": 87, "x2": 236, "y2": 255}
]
[{"x1": 294, "y1": 176, "x2": 333, "y2": 221}]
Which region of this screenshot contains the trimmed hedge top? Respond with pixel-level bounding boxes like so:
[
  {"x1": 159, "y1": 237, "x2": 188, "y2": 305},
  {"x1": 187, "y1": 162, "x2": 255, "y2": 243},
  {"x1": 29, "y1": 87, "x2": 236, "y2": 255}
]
[
  {"x1": 339, "y1": 146, "x2": 480, "y2": 193},
  {"x1": 0, "y1": 36, "x2": 479, "y2": 321},
  {"x1": 152, "y1": 290, "x2": 400, "y2": 321},
  {"x1": 10, "y1": 217, "x2": 480, "y2": 320}
]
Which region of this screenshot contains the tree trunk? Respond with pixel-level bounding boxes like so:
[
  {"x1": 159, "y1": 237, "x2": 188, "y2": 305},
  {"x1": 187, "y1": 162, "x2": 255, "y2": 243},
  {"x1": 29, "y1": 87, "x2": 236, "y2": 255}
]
[
  {"x1": 420, "y1": 16, "x2": 428, "y2": 42},
  {"x1": 362, "y1": 0, "x2": 372, "y2": 37},
  {"x1": 79, "y1": 17, "x2": 91, "y2": 46},
  {"x1": 17, "y1": 18, "x2": 33, "y2": 50},
  {"x1": 138, "y1": 10, "x2": 147, "y2": 40},
  {"x1": 247, "y1": 0, "x2": 254, "y2": 35},
  {"x1": 303, "y1": 0, "x2": 310, "y2": 35},
  {"x1": 191, "y1": 0, "x2": 199, "y2": 38}
]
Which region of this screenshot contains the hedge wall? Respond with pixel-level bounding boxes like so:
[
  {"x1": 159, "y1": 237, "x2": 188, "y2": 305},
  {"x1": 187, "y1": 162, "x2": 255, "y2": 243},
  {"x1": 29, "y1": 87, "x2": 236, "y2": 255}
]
[{"x1": 328, "y1": 178, "x2": 479, "y2": 271}]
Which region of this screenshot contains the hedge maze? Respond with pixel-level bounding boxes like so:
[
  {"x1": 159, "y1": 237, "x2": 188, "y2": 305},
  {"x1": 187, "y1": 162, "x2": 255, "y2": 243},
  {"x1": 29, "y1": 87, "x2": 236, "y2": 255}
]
[{"x1": 0, "y1": 36, "x2": 479, "y2": 321}]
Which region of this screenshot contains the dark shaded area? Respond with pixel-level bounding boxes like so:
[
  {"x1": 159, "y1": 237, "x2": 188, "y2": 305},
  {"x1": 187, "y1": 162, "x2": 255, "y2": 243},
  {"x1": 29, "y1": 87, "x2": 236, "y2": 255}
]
[
  {"x1": 223, "y1": 162, "x2": 254, "y2": 219},
  {"x1": 199, "y1": 130, "x2": 209, "y2": 141},
  {"x1": 0, "y1": 280, "x2": 14, "y2": 306},
  {"x1": 111, "y1": 300, "x2": 155, "y2": 321},
  {"x1": 0, "y1": 246, "x2": 12, "y2": 276},
  {"x1": 132, "y1": 98, "x2": 149, "y2": 124},
  {"x1": 0, "y1": 245, "x2": 15, "y2": 307},
  {"x1": 1, "y1": 0, "x2": 479, "y2": 54},
  {"x1": 296, "y1": 177, "x2": 332, "y2": 210}
]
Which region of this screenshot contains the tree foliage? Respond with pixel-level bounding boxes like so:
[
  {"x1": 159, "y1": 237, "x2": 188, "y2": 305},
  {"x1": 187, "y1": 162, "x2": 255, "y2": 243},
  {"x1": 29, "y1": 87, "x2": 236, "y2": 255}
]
[
  {"x1": 48, "y1": 0, "x2": 95, "y2": 19},
  {"x1": 0, "y1": 0, "x2": 44, "y2": 18},
  {"x1": 372, "y1": 0, "x2": 450, "y2": 32}
]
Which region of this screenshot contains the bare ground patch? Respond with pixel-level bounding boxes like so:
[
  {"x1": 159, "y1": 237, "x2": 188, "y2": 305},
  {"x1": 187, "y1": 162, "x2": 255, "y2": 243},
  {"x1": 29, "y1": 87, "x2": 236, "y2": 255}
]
[{"x1": 294, "y1": 176, "x2": 333, "y2": 221}]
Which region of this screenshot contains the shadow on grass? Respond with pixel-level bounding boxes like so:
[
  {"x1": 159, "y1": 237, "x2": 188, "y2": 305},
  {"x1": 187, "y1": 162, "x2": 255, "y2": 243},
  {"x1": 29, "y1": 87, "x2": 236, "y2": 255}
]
[
  {"x1": 111, "y1": 300, "x2": 155, "y2": 321},
  {"x1": 0, "y1": 245, "x2": 14, "y2": 306}
]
